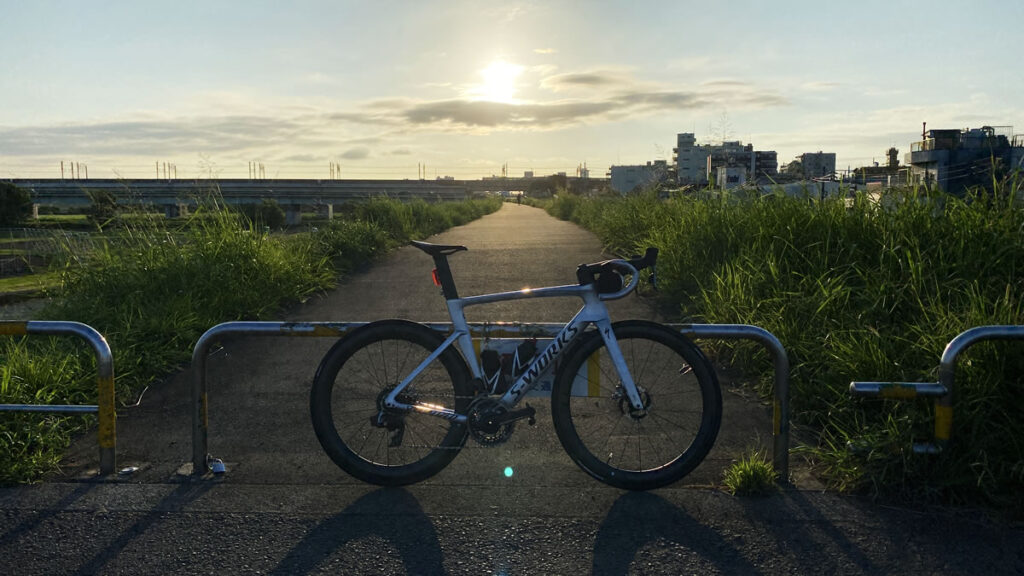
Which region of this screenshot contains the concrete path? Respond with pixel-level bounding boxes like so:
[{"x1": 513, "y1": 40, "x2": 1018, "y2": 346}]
[{"x1": 1, "y1": 203, "x2": 1021, "y2": 575}]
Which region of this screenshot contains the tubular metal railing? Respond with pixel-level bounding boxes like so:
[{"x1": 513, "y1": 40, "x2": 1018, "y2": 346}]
[
  {"x1": 0, "y1": 321, "x2": 116, "y2": 474},
  {"x1": 190, "y1": 321, "x2": 791, "y2": 481},
  {"x1": 851, "y1": 325, "x2": 1024, "y2": 453}
]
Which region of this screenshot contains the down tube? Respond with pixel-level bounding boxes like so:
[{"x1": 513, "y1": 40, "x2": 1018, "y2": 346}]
[{"x1": 500, "y1": 315, "x2": 589, "y2": 406}]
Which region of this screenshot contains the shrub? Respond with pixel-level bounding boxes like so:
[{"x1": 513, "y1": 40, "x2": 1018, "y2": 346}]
[
  {"x1": 545, "y1": 186, "x2": 1024, "y2": 508},
  {"x1": 0, "y1": 182, "x2": 34, "y2": 225},
  {"x1": 239, "y1": 199, "x2": 286, "y2": 229}
]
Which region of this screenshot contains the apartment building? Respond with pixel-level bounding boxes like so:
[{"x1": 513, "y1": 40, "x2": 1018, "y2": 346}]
[{"x1": 673, "y1": 133, "x2": 778, "y2": 185}]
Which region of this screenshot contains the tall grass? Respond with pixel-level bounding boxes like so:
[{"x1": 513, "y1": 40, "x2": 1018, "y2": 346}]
[
  {"x1": 546, "y1": 187, "x2": 1024, "y2": 510},
  {"x1": 0, "y1": 195, "x2": 501, "y2": 483}
]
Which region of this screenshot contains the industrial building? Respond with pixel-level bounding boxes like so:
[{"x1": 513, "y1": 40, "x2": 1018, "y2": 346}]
[
  {"x1": 797, "y1": 152, "x2": 837, "y2": 179},
  {"x1": 608, "y1": 160, "x2": 670, "y2": 194},
  {"x1": 906, "y1": 125, "x2": 1024, "y2": 194}
]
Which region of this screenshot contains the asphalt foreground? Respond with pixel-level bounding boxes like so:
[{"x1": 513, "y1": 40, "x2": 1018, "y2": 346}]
[{"x1": 1, "y1": 203, "x2": 1022, "y2": 575}]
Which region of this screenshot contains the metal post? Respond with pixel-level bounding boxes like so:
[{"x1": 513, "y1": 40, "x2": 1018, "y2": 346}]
[
  {"x1": 676, "y1": 324, "x2": 790, "y2": 482},
  {"x1": 191, "y1": 321, "x2": 789, "y2": 482},
  {"x1": 190, "y1": 322, "x2": 360, "y2": 475},
  {"x1": 0, "y1": 321, "x2": 116, "y2": 475},
  {"x1": 935, "y1": 326, "x2": 1024, "y2": 447}
]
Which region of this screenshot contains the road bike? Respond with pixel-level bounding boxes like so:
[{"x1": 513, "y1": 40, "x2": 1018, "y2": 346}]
[{"x1": 309, "y1": 241, "x2": 722, "y2": 490}]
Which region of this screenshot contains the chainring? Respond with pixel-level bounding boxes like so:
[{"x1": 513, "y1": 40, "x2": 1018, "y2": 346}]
[{"x1": 467, "y1": 396, "x2": 516, "y2": 446}]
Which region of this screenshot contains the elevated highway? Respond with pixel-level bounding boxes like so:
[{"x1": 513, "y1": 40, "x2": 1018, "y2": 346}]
[
  {"x1": 8, "y1": 178, "x2": 470, "y2": 222},
  {"x1": 6, "y1": 176, "x2": 608, "y2": 222}
]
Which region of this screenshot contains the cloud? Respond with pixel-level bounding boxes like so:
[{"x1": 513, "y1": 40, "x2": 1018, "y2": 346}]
[
  {"x1": 282, "y1": 153, "x2": 322, "y2": 162},
  {"x1": 397, "y1": 81, "x2": 786, "y2": 130},
  {"x1": 340, "y1": 146, "x2": 370, "y2": 160},
  {"x1": 0, "y1": 69, "x2": 790, "y2": 158},
  {"x1": 701, "y1": 79, "x2": 750, "y2": 88},
  {"x1": 801, "y1": 81, "x2": 843, "y2": 92},
  {"x1": 541, "y1": 72, "x2": 626, "y2": 92},
  {"x1": 0, "y1": 115, "x2": 308, "y2": 157},
  {"x1": 533, "y1": 48, "x2": 557, "y2": 54},
  {"x1": 391, "y1": 148, "x2": 412, "y2": 155}
]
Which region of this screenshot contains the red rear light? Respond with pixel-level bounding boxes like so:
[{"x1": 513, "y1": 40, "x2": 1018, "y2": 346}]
[{"x1": 431, "y1": 268, "x2": 441, "y2": 286}]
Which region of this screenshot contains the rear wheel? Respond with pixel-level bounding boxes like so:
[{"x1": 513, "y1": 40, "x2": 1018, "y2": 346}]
[
  {"x1": 551, "y1": 321, "x2": 721, "y2": 490},
  {"x1": 310, "y1": 320, "x2": 473, "y2": 485}
]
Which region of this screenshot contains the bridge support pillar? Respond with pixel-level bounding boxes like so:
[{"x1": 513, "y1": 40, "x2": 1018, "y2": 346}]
[
  {"x1": 165, "y1": 203, "x2": 189, "y2": 218},
  {"x1": 316, "y1": 203, "x2": 333, "y2": 220},
  {"x1": 285, "y1": 205, "x2": 302, "y2": 226}
]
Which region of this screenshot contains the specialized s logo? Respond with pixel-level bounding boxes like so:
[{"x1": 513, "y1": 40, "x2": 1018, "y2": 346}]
[{"x1": 519, "y1": 323, "x2": 579, "y2": 388}]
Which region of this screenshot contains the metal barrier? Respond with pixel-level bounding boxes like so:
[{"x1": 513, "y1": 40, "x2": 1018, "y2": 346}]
[
  {"x1": 0, "y1": 321, "x2": 116, "y2": 475},
  {"x1": 673, "y1": 324, "x2": 790, "y2": 480},
  {"x1": 191, "y1": 321, "x2": 790, "y2": 480},
  {"x1": 851, "y1": 325, "x2": 1024, "y2": 453}
]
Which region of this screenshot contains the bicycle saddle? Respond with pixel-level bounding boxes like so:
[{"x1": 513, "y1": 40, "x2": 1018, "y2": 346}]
[{"x1": 410, "y1": 240, "x2": 468, "y2": 256}]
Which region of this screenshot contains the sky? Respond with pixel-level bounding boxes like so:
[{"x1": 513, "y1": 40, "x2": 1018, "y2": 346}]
[{"x1": 1, "y1": 0, "x2": 1022, "y2": 180}]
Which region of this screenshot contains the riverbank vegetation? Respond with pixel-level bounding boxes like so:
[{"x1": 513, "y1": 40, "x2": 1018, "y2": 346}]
[
  {"x1": 0, "y1": 195, "x2": 501, "y2": 484},
  {"x1": 541, "y1": 185, "x2": 1023, "y2": 512}
]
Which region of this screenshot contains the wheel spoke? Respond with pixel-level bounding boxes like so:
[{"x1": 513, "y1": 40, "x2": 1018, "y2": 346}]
[
  {"x1": 553, "y1": 324, "x2": 721, "y2": 489},
  {"x1": 310, "y1": 324, "x2": 470, "y2": 485}
]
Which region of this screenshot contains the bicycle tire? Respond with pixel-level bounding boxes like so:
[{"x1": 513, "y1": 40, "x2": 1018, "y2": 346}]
[
  {"x1": 551, "y1": 320, "x2": 722, "y2": 490},
  {"x1": 310, "y1": 319, "x2": 473, "y2": 485}
]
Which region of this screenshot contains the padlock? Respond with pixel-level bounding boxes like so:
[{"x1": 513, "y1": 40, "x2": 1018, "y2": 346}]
[{"x1": 209, "y1": 458, "x2": 227, "y2": 475}]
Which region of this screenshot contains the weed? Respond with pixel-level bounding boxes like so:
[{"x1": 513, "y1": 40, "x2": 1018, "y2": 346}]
[
  {"x1": 543, "y1": 185, "x2": 1024, "y2": 506},
  {"x1": 723, "y1": 449, "x2": 779, "y2": 495},
  {"x1": 0, "y1": 195, "x2": 501, "y2": 483}
]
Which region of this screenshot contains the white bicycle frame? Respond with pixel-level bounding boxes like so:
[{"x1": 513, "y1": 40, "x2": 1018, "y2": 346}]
[{"x1": 382, "y1": 261, "x2": 646, "y2": 424}]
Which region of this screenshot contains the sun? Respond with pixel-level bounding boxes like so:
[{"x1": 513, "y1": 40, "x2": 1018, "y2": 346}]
[{"x1": 472, "y1": 60, "x2": 524, "y2": 103}]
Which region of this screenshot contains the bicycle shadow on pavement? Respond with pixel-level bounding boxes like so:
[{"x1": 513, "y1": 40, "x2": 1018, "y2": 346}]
[
  {"x1": 593, "y1": 491, "x2": 762, "y2": 575},
  {"x1": 268, "y1": 487, "x2": 445, "y2": 575}
]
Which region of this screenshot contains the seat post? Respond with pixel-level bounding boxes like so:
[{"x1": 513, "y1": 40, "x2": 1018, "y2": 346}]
[
  {"x1": 410, "y1": 241, "x2": 466, "y2": 300},
  {"x1": 432, "y1": 254, "x2": 460, "y2": 300}
]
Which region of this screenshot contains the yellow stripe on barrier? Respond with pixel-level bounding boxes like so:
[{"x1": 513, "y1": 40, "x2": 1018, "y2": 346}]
[
  {"x1": 96, "y1": 375, "x2": 117, "y2": 449},
  {"x1": 934, "y1": 404, "x2": 953, "y2": 441},
  {"x1": 0, "y1": 321, "x2": 28, "y2": 336},
  {"x1": 305, "y1": 325, "x2": 350, "y2": 338},
  {"x1": 878, "y1": 385, "x2": 921, "y2": 399}
]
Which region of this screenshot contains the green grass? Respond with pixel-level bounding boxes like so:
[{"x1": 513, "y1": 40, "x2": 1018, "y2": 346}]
[
  {"x1": 542, "y1": 185, "x2": 1024, "y2": 511},
  {"x1": 0, "y1": 195, "x2": 501, "y2": 484},
  {"x1": 0, "y1": 271, "x2": 60, "y2": 294},
  {"x1": 723, "y1": 449, "x2": 779, "y2": 496}
]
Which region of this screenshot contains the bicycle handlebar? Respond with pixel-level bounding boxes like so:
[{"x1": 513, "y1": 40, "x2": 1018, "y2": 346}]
[{"x1": 575, "y1": 247, "x2": 659, "y2": 301}]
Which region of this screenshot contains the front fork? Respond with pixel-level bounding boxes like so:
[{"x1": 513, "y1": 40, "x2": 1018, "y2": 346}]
[{"x1": 594, "y1": 319, "x2": 646, "y2": 413}]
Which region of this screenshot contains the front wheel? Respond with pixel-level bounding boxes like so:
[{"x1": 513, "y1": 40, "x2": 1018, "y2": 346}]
[
  {"x1": 310, "y1": 320, "x2": 473, "y2": 486},
  {"x1": 551, "y1": 321, "x2": 722, "y2": 490}
]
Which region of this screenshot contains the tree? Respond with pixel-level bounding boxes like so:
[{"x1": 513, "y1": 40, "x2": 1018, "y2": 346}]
[
  {"x1": 0, "y1": 182, "x2": 34, "y2": 225},
  {"x1": 240, "y1": 198, "x2": 286, "y2": 229},
  {"x1": 86, "y1": 189, "x2": 119, "y2": 228}
]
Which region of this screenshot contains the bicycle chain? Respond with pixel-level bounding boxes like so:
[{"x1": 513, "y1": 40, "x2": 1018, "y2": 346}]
[{"x1": 376, "y1": 393, "x2": 520, "y2": 450}]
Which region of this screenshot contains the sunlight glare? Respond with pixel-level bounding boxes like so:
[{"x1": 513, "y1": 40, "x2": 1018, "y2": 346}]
[{"x1": 473, "y1": 60, "x2": 523, "y2": 103}]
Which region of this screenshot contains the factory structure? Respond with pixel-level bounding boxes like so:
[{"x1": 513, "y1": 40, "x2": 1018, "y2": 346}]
[
  {"x1": 906, "y1": 124, "x2": 1024, "y2": 194},
  {"x1": 606, "y1": 123, "x2": 1022, "y2": 195}
]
